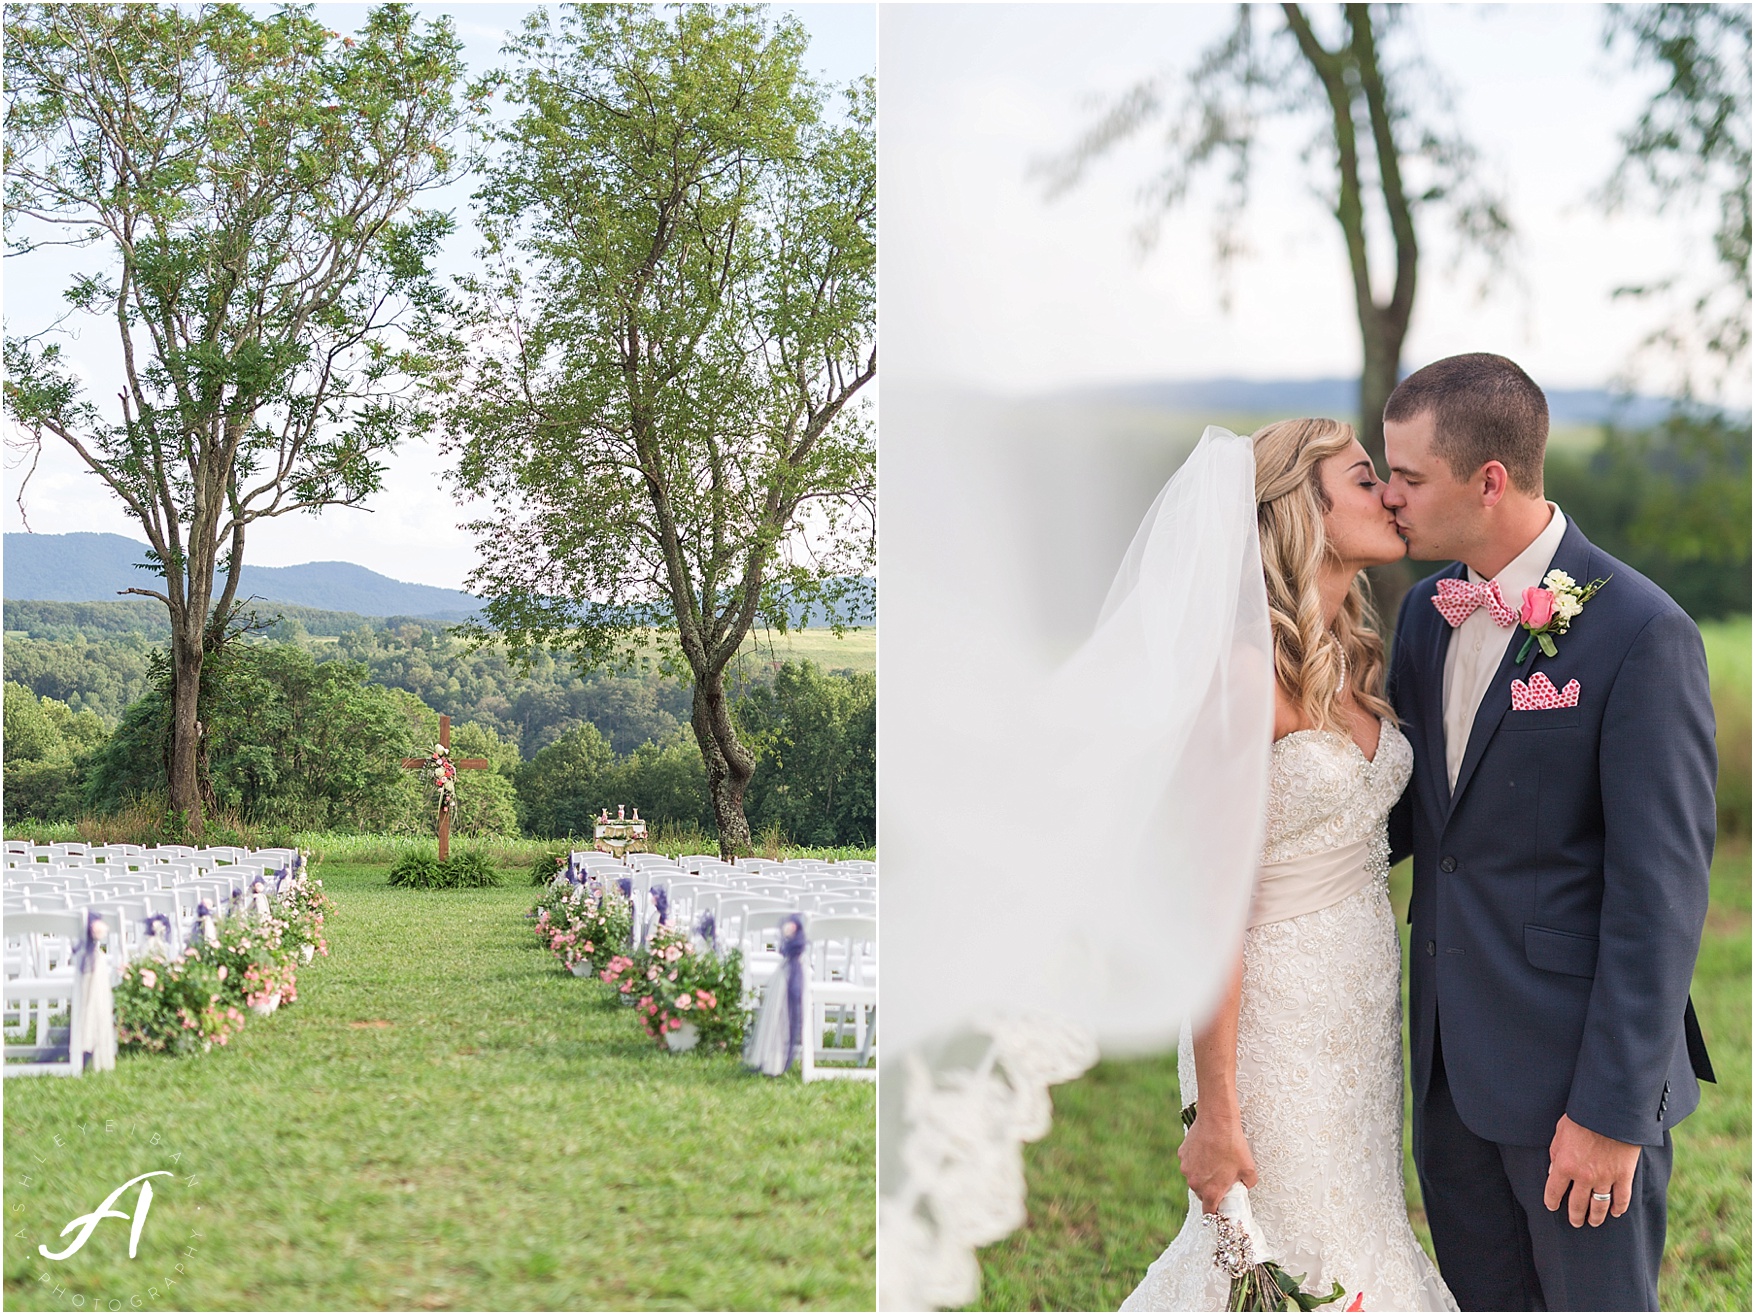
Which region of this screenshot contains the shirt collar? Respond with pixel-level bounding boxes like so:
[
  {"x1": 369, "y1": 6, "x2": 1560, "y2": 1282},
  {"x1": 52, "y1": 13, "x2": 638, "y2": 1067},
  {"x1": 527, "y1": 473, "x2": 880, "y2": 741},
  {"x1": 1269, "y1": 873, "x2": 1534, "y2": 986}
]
[{"x1": 1467, "y1": 502, "x2": 1567, "y2": 599}]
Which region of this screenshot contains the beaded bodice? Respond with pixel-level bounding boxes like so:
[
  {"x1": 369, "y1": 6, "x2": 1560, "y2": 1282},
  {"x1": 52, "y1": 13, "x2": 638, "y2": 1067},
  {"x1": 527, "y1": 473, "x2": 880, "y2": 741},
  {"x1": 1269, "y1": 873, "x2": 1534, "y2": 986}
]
[{"x1": 1261, "y1": 718, "x2": 1413, "y2": 866}]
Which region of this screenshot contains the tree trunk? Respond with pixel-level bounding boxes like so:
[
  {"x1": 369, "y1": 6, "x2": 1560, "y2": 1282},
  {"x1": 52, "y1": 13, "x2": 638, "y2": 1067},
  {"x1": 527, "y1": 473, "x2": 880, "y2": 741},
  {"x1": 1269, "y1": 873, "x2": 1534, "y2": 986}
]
[
  {"x1": 690, "y1": 668, "x2": 755, "y2": 860},
  {"x1": 167, "y1": 616, "x2": 206, "y2": 837},
  {"x1": 1357, "y1": 319, "x2": 1403, "y2": 475}
]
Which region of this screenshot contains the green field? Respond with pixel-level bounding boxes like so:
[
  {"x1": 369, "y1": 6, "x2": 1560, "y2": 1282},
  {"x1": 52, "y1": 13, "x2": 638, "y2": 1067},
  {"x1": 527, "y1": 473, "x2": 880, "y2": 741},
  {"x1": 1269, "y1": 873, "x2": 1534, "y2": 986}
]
[
  {"x1": 733, "y1": 626, "x2": 875, "y2": 675},
  {"x1": 3, "y1": 862, "x2": 875, "y2": 1311}
]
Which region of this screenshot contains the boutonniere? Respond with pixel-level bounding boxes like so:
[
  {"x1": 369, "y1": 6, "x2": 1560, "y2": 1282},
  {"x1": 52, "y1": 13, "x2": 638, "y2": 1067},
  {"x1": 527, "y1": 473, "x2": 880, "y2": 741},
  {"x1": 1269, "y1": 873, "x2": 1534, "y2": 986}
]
[{"x1": 1516, "y1": 570, "x2": 1610, "y2": 661}]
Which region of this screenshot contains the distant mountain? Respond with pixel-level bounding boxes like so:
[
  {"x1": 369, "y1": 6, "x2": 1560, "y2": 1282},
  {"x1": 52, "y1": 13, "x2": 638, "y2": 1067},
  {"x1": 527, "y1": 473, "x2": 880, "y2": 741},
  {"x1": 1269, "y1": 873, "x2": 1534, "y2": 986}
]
[
  {"x1": 3, "y1": 531, "x2": 876, "y2": 627},
  {"x1": 1066, "y1": 376, "x2": 1701, "y2": 428},
  {"x1": 3, "y1": 532, "x2": 481, "y2": 620}
]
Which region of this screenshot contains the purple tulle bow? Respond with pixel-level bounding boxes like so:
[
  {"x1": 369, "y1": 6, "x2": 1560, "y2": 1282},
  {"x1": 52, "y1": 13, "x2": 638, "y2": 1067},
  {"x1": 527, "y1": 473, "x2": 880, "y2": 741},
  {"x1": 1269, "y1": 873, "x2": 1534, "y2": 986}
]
[
  {"x1": 696, "y1": 911, "x2": 716, "y2": 946},
  {"x1": 143, "y1": 913, "x2": 171, "y2": 939},
  {"x1": 196, "y1": 900, "x2": 213, "y2": 920},
  {"x1": 781, "y1": 913, "x2": 808, "y2": 1068},
  {"x1": 72, "y1": 907, "x2": 105, "y2": 975},
  {"x1": 652, "y1": 885, "x2": 669, "y2": 925},
  {"x1": 565, "y1": 853, "x2": 577, "y2": 884},
  {"x1": 615, "y1": 877, "x2": 633, "y2": 899}
]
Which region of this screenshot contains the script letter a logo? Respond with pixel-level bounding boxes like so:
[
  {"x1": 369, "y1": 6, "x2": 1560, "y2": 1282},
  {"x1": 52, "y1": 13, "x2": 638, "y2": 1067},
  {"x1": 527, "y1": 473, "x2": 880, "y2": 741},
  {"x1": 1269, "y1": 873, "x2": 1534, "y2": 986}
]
[{"x1": 39, "y1": 1172, "x2": 173, "y2": 1260}]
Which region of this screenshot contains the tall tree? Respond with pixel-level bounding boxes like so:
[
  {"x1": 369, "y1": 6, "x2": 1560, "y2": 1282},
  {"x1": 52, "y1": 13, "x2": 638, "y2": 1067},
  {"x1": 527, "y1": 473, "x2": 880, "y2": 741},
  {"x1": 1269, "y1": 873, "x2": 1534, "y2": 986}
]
[
  {"x1": 1601, "y1": 2, "x2": 1751, "y2": 396},
  {"x1": 1041, "y1": 3, "x2": 1511, "y2": 469},
  {"x1": 437, "y1": 5, "x2": 875, "y2": 856},
  {"x1": 3, "y1": 3, "x2": 474, "y2": 834}
]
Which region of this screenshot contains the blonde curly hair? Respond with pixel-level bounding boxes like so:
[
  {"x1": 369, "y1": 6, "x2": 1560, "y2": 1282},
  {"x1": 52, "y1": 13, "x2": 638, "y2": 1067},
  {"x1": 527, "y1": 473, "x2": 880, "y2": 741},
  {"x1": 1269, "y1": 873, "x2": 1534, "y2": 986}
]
[{"x1": 1252, "y1": 417, "x2": 1396, "y2": 736}]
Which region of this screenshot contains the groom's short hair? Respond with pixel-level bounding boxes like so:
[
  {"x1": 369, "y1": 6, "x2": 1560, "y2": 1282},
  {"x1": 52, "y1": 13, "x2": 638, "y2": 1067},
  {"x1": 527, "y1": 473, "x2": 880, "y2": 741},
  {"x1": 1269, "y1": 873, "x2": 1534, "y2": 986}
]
[{"x1": 1384, "y1": 353, "x2": 1548, "y2": 493}]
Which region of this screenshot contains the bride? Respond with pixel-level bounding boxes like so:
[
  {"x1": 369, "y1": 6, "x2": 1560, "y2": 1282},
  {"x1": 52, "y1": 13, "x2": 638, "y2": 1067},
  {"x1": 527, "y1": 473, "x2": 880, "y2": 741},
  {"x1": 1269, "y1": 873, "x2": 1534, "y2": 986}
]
[{"x1": 1121, "y1": 417, "x2": 1455, "y2": 1312}]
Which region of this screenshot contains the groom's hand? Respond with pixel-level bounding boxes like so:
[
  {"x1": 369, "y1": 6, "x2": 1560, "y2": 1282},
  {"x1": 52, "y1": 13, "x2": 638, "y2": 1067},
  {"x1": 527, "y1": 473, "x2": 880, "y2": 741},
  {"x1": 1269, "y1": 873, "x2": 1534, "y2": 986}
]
[{"x1": 1544, "y1": 1113, "x2": 1641, "y2": 1228}]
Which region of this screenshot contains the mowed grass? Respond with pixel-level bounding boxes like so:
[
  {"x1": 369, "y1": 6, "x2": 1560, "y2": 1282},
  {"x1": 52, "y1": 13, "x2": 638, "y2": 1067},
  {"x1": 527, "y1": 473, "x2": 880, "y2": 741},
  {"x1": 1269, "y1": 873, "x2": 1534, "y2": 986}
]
[
  {"x1": 967, "y1": 846, "x2": 1750, "y2": 1312},
  {"x1": 3, "y1": 862, "x2": 874, "y2": 1311},
  {"x1": 733, "y1": 626, "x2": 874, "y2": 675}
]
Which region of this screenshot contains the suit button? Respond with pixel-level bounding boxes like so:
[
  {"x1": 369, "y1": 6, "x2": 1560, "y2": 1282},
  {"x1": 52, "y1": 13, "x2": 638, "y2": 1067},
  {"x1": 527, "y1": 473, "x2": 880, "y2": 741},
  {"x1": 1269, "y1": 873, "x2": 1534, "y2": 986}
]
[
  {"x1": 1426, "y1": 940, "x2": 1436, "y2": 957},
  {"x1": 1440, "y1": 857, "x2": 1457, "y2": 873}
]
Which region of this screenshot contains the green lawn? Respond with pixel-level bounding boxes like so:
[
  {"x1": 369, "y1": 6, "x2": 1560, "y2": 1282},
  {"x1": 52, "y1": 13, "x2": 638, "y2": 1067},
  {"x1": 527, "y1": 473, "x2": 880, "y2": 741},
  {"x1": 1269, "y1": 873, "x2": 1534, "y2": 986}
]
[
  {"x1": 732, "y1": 626, "x2": 875, "y2": 676},
  {"x1": 967, "y1": 846, "x2": 1751, "y2": 1312},
  {"x1": 3, "y1": 862, "x2": 874, "y2": 1311}
]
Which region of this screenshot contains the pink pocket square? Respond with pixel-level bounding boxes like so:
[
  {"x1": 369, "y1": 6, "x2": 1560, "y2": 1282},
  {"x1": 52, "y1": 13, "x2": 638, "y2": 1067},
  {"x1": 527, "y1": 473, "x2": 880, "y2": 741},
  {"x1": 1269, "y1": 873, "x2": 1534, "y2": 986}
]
[{"x1": 1511, "y1": 671, "x2": 1580, "y2": 711}]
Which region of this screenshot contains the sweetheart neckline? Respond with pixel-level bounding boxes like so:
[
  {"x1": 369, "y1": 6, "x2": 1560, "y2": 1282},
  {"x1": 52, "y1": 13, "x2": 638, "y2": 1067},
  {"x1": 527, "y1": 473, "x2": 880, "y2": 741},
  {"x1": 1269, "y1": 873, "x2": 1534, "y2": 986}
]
[{"x1": 1272, "y1": 716, "x2": 1396, "y2": 768}]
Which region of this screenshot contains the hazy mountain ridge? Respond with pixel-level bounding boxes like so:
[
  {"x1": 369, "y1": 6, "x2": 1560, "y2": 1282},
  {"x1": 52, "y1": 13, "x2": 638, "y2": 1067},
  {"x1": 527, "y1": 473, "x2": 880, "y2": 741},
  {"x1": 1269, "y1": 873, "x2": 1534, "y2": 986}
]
[
  {"x1": 1061, "y1": 377, "x2": 1713, "y2": 427},
  {"x1": 4, "y1": 532, "x2": 482, "y2": 620},
  {"x1": 4, "y1": 533, "x2": 876, "y2": 627}
]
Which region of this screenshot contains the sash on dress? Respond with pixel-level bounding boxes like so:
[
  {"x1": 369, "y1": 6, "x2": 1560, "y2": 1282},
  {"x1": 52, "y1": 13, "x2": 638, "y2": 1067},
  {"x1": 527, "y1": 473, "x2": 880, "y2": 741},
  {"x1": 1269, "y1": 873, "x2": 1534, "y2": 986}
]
[{"x1": 1248, "y1": 837, "x2": 1374, "y2": 929}]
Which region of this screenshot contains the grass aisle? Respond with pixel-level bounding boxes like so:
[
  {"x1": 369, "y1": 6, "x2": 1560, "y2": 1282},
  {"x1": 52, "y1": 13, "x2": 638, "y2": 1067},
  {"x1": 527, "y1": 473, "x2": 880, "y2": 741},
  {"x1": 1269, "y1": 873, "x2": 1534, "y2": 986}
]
[
  {"x1": 968, "y1": 847, "x2": 1750, "y2": 1312},
  {"x1": 3, "y1": 863, "x2": 875, "y2": 1311}
]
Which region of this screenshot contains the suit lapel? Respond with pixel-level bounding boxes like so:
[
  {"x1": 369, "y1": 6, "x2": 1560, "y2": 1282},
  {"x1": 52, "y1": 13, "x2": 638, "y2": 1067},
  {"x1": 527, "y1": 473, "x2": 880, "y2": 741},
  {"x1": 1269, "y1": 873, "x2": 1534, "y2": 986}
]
[
  {"x1": 1445, "y1": 521, "x2": 1596, "y2": 823},
  {"x1": 1420, "y1": 564, "x2": 1465, "y2": 823}
]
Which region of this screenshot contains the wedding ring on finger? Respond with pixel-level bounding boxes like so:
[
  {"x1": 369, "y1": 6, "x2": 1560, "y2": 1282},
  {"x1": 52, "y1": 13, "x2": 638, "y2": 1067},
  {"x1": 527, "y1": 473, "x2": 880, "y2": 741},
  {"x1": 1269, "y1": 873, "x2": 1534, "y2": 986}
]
[{"x1": 1591, "y1": 1191, "x2": 1613, "y2": 1202}]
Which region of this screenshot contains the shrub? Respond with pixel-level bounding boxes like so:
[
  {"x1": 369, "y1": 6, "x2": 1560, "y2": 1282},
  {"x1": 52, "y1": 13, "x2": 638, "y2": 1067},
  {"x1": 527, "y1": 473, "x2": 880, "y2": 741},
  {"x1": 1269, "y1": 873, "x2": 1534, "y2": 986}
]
[{"x1": 387, "y1": 848, "x2": 503, "y2": 889}]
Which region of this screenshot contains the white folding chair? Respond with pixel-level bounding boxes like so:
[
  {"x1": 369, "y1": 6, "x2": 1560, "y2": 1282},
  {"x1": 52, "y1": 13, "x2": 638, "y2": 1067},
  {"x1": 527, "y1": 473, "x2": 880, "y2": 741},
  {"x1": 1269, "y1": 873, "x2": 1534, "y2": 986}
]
[
  {"x1": 801, "y1": 914, "x2": 876, "y2": 1081},
  {"x1": 3, "y1": 911, "x2": 84, "y2": 1077}
]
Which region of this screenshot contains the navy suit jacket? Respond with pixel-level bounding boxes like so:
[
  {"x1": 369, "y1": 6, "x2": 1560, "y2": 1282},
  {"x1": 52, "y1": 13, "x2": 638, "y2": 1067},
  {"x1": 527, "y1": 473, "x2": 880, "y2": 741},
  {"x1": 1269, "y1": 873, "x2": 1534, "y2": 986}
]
[{"x1": 1387, "y1": 519, "x2": 1717, "y2": 1148}]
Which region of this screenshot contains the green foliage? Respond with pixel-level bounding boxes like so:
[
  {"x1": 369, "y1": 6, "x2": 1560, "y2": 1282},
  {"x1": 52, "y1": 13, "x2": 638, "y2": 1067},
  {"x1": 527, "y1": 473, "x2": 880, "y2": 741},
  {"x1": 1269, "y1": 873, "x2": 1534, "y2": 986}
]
[
  {"x1": 4, "y1": 1, "x2": 480, "y2": 828},
  {"x1": 439, "y1": 5, "x2": 876, "y2": 670},
  {"x1": 2, "y1": 680, "x2": 109, "y2": 762},
  {"x1": 1603, "y1": 3, "x2": 1750, "y2": 383},
  {"x1": 2, "y1": 681, "x2": 110, "y2": 823},
  {"x1": 740, "y1": 662, "x2": 876, "y2": 847},
  {"x1": 530, "y1": 883, "x2": 635, "y2": 976},
  {"x1": 80, "y1": 641, "x2": 518, "y2": 836},
  {"x1": 387, "y1": 847, "x2": 501, "y2": 889},
  {"x1": 114, "y1": 954, "x2": 238, "y2": 1055},
  {"x1": 1702, "y1": 617, "x2": 1752, "y2": 836},
  {"x1": 2, "y1": 638, "x2": 150, "y2": 722},
  {"x1": 1546, "y1": 411, "x2": 1751, "y2": 619}
]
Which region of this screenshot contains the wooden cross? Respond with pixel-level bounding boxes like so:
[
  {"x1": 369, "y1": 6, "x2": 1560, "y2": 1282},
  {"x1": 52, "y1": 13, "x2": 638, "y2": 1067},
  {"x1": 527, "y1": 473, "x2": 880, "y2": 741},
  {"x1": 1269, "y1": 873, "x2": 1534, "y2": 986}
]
[{"x1": 402, "y1": 715, "x2": 490, "y2": 861}]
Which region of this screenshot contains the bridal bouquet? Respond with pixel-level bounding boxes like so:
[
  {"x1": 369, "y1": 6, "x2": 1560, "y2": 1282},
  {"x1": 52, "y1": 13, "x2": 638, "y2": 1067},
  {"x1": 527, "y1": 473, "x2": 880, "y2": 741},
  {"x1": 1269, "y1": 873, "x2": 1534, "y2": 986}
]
[{"x1": 1182, "y1": 1105, "x2": 1354, "y2": 1312}]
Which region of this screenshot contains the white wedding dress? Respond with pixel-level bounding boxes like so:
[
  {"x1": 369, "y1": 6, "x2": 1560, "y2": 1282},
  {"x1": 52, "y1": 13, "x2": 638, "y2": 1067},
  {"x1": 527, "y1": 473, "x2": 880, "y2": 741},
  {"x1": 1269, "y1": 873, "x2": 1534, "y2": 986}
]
[{"x1": 1122, "y1": 718, "x2": 1457, "y2": 1312}]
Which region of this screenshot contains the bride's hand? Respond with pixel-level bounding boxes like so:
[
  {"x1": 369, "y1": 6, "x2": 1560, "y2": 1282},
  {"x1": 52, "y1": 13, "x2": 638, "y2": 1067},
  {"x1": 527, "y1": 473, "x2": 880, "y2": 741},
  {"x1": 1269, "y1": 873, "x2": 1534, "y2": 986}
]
[{"x1": 1178, "y1": 1107, "x2": 1258, "y2": 1215}]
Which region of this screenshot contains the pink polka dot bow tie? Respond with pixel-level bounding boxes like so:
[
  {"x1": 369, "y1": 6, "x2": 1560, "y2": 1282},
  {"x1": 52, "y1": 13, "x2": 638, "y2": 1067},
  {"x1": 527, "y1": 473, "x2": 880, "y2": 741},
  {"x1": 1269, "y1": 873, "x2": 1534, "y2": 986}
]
[{"x1": 1432, "y1": 576, "x2": 1519, "y2": 628}]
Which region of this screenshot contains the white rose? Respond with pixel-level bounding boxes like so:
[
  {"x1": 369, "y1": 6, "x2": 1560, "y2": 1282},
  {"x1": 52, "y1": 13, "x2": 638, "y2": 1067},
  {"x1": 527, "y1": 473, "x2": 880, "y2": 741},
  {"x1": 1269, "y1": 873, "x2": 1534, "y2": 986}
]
[{"x1": 1543, "y1": 569, "x2": 1576, "y2": 592}]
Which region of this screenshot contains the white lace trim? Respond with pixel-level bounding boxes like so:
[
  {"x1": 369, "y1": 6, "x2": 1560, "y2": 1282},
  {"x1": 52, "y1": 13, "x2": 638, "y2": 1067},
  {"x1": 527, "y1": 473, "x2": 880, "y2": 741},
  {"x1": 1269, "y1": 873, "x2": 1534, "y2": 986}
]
[{"x1": 879, "y1": 1015, "x2": 1100, "y2": 1311}]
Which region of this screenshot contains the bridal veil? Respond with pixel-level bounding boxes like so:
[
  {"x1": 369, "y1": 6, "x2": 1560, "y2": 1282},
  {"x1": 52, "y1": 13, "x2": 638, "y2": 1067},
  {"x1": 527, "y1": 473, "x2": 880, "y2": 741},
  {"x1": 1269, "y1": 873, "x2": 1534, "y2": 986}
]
[{"x1": 880, "y1": 386, "x2": 1276, "y2": 1308}]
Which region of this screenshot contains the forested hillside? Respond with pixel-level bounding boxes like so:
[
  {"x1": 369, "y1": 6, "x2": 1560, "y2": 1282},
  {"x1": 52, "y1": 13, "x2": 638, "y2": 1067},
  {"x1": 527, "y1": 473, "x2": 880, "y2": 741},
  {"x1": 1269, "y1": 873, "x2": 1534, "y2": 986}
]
[{"x1": 3, "y1": 602, "x2": 875, "y2": 845}]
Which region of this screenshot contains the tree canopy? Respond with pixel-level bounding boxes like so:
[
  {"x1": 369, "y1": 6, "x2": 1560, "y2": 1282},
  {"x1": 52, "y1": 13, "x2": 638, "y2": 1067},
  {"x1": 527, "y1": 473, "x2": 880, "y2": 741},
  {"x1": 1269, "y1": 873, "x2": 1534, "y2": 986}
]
[
  {"x1": 3, "y1": 2, "x2": 477, "y2": 832},
  {"x1": 434, "y1": 4, "x2": 875, "y2": 854}
]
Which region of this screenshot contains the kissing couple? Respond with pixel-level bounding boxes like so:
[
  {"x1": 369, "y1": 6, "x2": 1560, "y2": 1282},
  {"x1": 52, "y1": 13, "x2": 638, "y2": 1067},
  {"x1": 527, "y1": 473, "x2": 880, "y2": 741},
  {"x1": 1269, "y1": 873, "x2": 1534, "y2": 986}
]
[{"x1": 1119, "y1": 353, "x2": 1717, "y2": 1312}]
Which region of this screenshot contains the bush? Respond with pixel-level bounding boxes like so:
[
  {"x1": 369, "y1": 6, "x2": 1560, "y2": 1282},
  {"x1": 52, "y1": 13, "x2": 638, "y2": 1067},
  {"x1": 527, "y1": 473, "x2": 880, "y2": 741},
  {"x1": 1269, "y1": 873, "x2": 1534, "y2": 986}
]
[
  {"x1": 386, "y1": 847, "x2": 503, "y2": 889},
  {"x1": 1546, "y1": 411, "x2": 1750, "y2": 621}
]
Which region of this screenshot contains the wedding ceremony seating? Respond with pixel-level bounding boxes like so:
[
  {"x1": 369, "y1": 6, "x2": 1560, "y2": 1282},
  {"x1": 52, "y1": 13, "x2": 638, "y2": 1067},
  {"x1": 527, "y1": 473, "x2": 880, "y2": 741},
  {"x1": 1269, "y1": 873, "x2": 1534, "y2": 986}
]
[
  {"x1": 4, "y1": 842, "x2": 313, "y2": 1077},
  {"x1": 543, "y1": 849, "x2": 875, "y2": 1076}
]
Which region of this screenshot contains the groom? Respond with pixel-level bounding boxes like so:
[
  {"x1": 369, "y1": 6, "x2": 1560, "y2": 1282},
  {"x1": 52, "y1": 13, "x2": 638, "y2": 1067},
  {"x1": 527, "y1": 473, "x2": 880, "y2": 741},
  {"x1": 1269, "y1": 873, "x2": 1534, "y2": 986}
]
[{"x1": 1380, "y1": 353, "x2": 1717, "y2": 1312}]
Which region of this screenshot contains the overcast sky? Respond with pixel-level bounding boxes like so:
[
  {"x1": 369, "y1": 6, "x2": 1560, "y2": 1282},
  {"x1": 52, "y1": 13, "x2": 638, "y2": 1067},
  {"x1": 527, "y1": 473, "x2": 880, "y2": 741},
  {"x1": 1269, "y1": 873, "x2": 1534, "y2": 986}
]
[
  {"x1": 2, "y1": 2, "x2": 875, "y2": 591},
  {"x1": 882, "y1": 3, "x2": 1740, "y2": 403}
]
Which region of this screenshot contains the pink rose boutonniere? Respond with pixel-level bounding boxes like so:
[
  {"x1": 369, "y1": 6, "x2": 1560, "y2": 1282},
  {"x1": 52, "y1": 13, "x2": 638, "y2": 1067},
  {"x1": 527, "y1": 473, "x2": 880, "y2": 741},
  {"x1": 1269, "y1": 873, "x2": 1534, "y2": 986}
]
[{"x1": 1516, "y1": 569, "x2": 1610, "y2": 662}]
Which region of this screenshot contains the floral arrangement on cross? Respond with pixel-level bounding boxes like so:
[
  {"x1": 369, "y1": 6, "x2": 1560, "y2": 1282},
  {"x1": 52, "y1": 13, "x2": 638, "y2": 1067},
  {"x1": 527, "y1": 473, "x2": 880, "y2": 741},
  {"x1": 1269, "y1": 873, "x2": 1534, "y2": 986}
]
[{"x1": 427, "y1": 742, "x2": 458, "y2": 814}]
